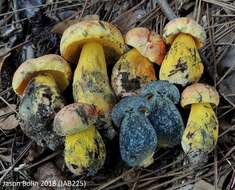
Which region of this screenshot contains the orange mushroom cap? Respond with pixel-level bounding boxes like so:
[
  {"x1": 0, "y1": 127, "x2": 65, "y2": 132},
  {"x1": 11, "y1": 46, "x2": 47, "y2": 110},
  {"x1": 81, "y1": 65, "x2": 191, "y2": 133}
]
[
  {"x1": 125, "y1": 27, "x2": 166, "y2": 65},
  {"x1": 53, "y1": 103, "x2": 99, "y2": 136},
  {"x1": 181, "y1": 83, "x2": 219, "y2": 108}
]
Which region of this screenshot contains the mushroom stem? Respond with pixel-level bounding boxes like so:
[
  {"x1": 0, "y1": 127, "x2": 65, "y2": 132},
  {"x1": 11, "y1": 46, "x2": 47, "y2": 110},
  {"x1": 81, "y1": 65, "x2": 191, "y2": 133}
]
[
  {"x1": 64, "y1": 126, "x2": 106, "y2": 176},
  {"x1": 160, "y1": 33, "x2": 204, "y2": 86},
  {"x1": 181, "y1": 103, "x2": 218, "y2": 165},
  {"x1": 73, "y1": 41, "x2": 116, "y2": 114},
  {"x1": 19, "y1": 73, "x2": 65, "y2": 150}
]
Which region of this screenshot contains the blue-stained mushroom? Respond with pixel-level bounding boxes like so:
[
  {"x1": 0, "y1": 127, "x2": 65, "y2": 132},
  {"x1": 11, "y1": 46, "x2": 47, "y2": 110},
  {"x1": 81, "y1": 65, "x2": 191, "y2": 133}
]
[
  {"x1": 120, "y1": 112, "x2": 157, "y2": 167},
  {"x1": 111, "y1": 96, "x2": 151, "y2": 127},
  {"x1": 138, "y1": 80, "x2": 184, "y2": 147},
  {"x1": 138, "y1": 80, "x2": 180, "y2": 104},
  {"x1": 112, "y1": 96, "x2": 157, "y2": 167}
]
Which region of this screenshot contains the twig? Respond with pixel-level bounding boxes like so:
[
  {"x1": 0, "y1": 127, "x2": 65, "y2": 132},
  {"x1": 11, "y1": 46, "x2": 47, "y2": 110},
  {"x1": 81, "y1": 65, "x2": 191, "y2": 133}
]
[
  {"x1": 214, "y1": 147, "x2": 218, "y2": 190},
  {"x1": 78, "y1": 0, "x2": 89, "y2": 20},
  {"x1": 0, "y1": 96, "x2": 18, "y2": 115},
  {"x1": 0, "y1": 140, "x2": 33, "y2": 183},
  {"x1": 97, "y1": 168, "x2": 134, "y2": 190},
  {"x1": 216, "y1": 64, "x2": 235, "y2": 86},
  {"x1": 219, "y1": 125, "x2": 235, "y2": 138},
  {"x1": 206, "y1": 3, "x2": 217, "y2": 86},
  {"x1": 155, "y1": 0, "x2": 177, "y2": 20},
  {"x1": 111, "y1": 0, "x2": 147, "y2": 24}
]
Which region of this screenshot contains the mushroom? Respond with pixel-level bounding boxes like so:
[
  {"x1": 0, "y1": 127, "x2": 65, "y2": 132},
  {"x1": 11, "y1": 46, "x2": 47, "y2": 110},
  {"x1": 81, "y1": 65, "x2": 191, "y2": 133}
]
[
  {"x1": 60, "y1": 20, "x2": 125, "y2": 120},
  {"x1": 65, "y1": 126, "x2": 106, "y2": 176},
  {"x1": 159, "y1": 17, "x2": 206, "y2": 86},
  {"x1": 181, "y1": 83, "x2": 219, "y2": 165},
  {"x1": 111, "y1": 27, "x2": 166, "y2": 97},
  {"x1": 138, "y1": 80, "x2": 184, "y2": 147},
  {"x1": 112, "y1": 96, "x2": 157, "y2": 167},
  {"x1": 12, "y1": 54, "x2": 72, "y2": 150},
  {"x1": 125, "y1": 27, "x2": 166, "y2": 64},
  {"x1": 111, "y1": 96, "x2": 152, "y2": 127},
  {"x1": 53, "y1": 103, "x2": 98, "y2": 136},
  {"x1": 54, "y1": 103, "x2": 106, "y2": 176}
]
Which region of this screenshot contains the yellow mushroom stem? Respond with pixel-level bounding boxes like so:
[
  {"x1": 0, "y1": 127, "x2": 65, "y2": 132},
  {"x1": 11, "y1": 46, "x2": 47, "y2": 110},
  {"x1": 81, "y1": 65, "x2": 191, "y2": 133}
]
[
  {"x1": 33, "y1": 73, "x2": 58, "y2": 89},
  {"x1": 19, "y1": 73, "x2": 64, "y2": 124},
  {"x1": 181, "y1": 103, "x2": 218, "y2": 164},
  {"x1": 159, "y1": 33, "x2": 204, "y2": 86},
  {"x1": 73, "y1": 42, "x2": 116, "y2": 114},
  {"x1": 64, "y1": 126, "x2": 106, "y2": 176}
]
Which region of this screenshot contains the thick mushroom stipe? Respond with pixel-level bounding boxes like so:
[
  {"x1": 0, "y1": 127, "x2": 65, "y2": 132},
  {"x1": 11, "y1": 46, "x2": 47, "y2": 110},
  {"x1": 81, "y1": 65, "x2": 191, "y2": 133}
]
[
  {"x1": 120, "y1": 112, "x2": 157, "y2": 167},
  {"x1": 181, "y1": 103, "x2": 218, "y2": 165},
  {"x1": 73, "y1": 42, "x2": 116, "y2": 115},
  {"x1": 147, "y1": 96, "x2": 184, "y2": 147},
  {"x1": 159, "y1": 34, "x2": 204, "y2": 86},
  {"x1": 19, "y1": 74, "x2": 65, "y2": 150},
  {"x1": 64, "y1": 126, "x2": 106, "y2": 176},
  {"x1": 138, "y1": 80, "x2": 184, "y2": 147}
]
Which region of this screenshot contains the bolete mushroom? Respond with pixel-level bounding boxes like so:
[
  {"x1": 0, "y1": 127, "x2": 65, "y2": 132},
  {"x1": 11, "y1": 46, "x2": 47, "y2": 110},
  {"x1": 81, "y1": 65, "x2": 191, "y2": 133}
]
[
  {"x1": 125, "y1": 27, "x2": 166, "y2": 64},
  {"x1": 60, "y1": 20, "x2": 125, "y2": 119},
  {"x1": 181, "y1": 83, "x2": 219, "y2": 165},
  {"x1": 111, "y1": 27, "x2": 165, "y2": 97},
  {"x1": 111, "y1": 96, "x2": 152, "y2": 127},
  {"x1": 159, "y1": 17, "x2": 206, "y2": 86},
  {"x1": 138, "y1": 81, "x2": 184, "y2": 147},
  {"x1": 112, "y1": 96, "x2": 157, "y2": 167},
  {"x1": 12, "y1": 54, "x2": 72, "y2": 150},
  {"x1": 54, "y1": 103, "x2": 106, "y2": 176}
]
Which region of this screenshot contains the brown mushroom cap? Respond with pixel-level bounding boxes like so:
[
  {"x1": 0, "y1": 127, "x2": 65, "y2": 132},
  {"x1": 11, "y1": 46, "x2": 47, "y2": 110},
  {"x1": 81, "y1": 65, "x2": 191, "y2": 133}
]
[
  {"x1": 60, "y1": 20, "x2": 125, "y2": 64},
  {"x1": 163, "y1": 17, "x2": 206, "y2": 48},
  {"x1": 12, "y1": 54, "x2": 72, "y2": 96},
  {"x1": 53, "y1": 103, "x2": 99, "y2": 136},
  {"x1": 181, "y1": 83, "x2": 219, "y2": 108},
  {"x1": 125, "y1": 27, "x2": 166, "y2": 65}
]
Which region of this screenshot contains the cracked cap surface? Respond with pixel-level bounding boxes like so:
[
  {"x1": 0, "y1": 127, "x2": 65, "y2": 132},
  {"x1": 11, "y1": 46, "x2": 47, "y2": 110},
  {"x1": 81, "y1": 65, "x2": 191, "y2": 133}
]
[
  {"x1": 125, "y1": 27, "x2": 166, "y2": 64},
  {"x1": 163, "y1": 17, "x2": 206, "y2": 48},
  {"x1": 181, "y1": 83, "x2": 219, "y2": 108}
]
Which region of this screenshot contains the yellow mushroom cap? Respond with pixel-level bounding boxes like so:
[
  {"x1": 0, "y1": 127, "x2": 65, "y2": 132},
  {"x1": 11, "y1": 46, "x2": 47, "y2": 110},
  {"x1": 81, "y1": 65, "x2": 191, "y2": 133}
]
[
  {"x1": 53, "y1": 103, "x2": 98, "y2": 136},
  {"x1": 60, "y1": 20, "x2": 125, "y2": 63},
  {"x1": 181, "y1": 83, "x2": 219, "y2": 108},
  {"x1": 163, "y1": 17, "x2": 206, "y2": 48},
  {"x1": 125, "y1": 27, "x2": 166, "y2": 65},
  {"x1": 12, "y1": 54, "x2": 72, "y2": 96}
]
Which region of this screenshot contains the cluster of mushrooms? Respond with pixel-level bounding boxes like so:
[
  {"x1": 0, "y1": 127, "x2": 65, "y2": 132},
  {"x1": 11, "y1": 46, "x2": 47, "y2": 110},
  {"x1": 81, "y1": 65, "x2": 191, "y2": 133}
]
[{"x1": 12, "y1": 17, "x2": 220, "y2": 175}]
